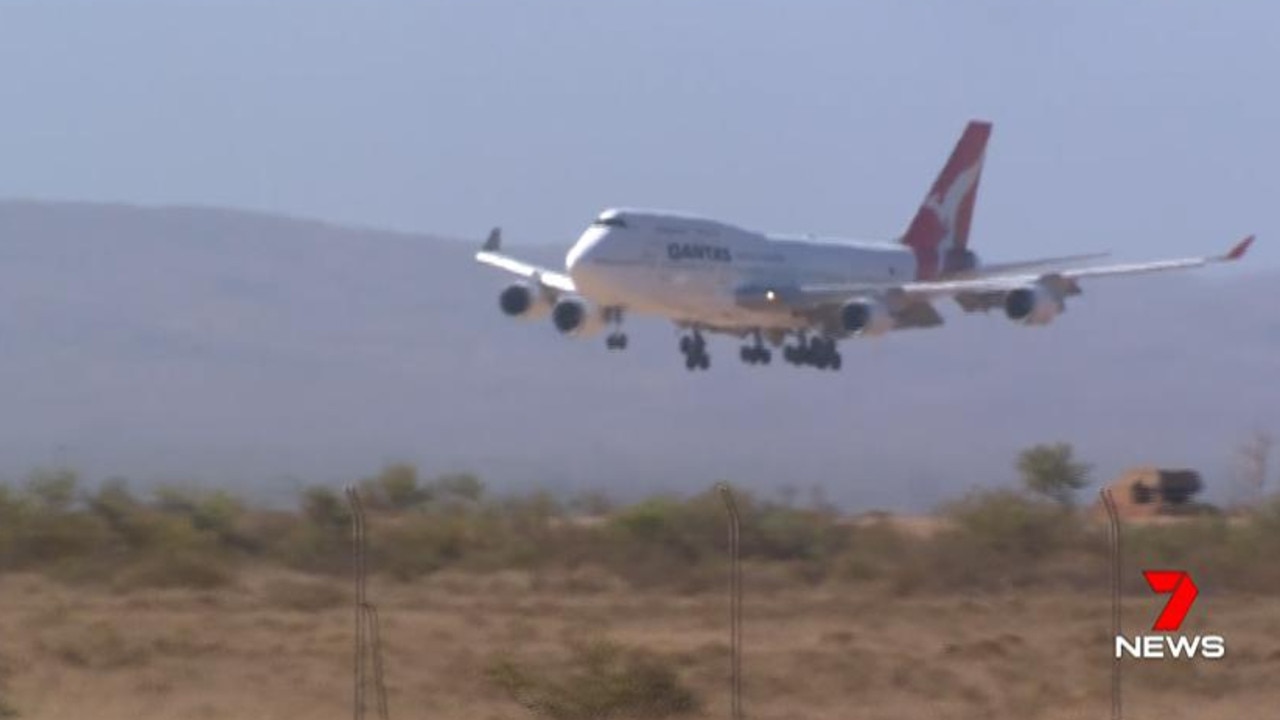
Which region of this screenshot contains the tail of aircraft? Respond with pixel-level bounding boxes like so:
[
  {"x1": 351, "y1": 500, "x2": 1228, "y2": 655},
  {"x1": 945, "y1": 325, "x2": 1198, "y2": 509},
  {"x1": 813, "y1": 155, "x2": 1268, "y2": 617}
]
[{"x1": 900, "y1": 120, "x2": 992, "y2": 279}]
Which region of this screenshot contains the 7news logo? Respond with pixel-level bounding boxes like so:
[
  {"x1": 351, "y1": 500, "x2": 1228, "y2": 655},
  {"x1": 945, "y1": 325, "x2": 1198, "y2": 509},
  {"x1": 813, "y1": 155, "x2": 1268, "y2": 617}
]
[{"x1": 1115, "y1": 570, "x2": 1226, "y2": 660}]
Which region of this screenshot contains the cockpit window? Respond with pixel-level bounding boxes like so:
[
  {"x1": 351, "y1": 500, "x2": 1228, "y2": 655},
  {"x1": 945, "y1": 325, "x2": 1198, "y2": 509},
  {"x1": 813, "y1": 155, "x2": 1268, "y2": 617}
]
[{"x1": 592, "y1": 216, "x2": 627, "y2": 228}]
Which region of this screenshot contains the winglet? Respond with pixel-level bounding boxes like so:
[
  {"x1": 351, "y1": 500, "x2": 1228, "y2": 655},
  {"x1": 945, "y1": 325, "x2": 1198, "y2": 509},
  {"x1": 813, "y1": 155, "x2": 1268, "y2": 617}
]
[
  {"x1": 1224, "y1": 234, "x2": 1255, "y2": 261},
  {"x1": 482, "y1": 227, "x2": 502, "y2": 252}
]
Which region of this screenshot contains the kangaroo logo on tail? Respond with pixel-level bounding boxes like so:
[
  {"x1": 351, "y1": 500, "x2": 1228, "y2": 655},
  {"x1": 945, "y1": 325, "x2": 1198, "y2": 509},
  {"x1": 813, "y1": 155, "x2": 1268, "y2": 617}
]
[{"x1": 901, "y1": 121, "x2": 991, "y2": 279}]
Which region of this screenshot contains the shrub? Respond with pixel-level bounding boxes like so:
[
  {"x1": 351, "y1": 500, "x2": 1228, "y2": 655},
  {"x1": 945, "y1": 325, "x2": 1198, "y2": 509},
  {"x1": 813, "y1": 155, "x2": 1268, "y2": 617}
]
[
  {"x1": 359, "y1": 463, "x2": 431, "y2": 511},
  {"x1": 24, "y1": 468, "x2": 78, "y2": 514},
  {"x1": 372, "y1": 515, "x2": 471, "y2": 581},
  {"x1": 897, "y1": 489, "x2": 1088, "y2": 591},
  {"x1": 276, "y1": 485, "x2": 353, "y2": 574},
  {"x1": 837, "y1": 518, "x2": 915, "y2": 583},
  {"x1": 432, "y1": 472, "x2": 486, "y2": 504},
  {"x1": 946, "y1": 489, "x2": 1077, "y2": 559}
]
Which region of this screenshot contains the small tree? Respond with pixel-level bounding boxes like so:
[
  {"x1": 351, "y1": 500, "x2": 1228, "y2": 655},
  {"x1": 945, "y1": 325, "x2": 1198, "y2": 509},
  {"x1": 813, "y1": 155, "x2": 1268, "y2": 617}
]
[
  {"x1": 25, "y1": 467, "x2": 79, "y2": 513},
  {"x1": 1017, "y1": 443, "x2": 1091, "y2": 507},
  {"x1": 433, "y1": 473, "x2": 486, "y2": 504},
  {"x1": 360, "y1": 463, "x2": 430, "y2": 511}
]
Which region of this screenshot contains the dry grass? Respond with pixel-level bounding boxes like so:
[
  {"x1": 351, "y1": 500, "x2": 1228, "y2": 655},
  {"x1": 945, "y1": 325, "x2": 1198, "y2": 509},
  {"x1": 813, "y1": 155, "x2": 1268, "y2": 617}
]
[
  {"x1": 2, "y1": 474, "x2": 1277, "y2": 718},
  {"x1": 0, "y1": 569, "x2": 1276, "y2": 720}
]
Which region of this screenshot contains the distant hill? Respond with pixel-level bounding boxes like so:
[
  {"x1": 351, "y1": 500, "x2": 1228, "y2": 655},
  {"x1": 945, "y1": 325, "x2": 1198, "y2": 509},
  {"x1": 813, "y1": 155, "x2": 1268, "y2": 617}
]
[{"x1": 1, "y1": 199, "x2": 1277, "y2": 509}]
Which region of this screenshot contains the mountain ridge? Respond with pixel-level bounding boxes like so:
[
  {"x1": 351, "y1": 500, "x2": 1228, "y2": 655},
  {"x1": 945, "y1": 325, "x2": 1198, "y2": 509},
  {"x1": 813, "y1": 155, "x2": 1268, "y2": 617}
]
[{"x1": 1, "y1": 199, "x2": 1276, "y2": 510}]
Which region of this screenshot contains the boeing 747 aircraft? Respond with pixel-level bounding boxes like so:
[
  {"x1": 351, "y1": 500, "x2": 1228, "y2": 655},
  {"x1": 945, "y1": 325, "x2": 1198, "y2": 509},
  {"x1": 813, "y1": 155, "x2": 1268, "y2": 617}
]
[{"x1": 477, "y1": 120, "x2": 1253, "y2": 371}]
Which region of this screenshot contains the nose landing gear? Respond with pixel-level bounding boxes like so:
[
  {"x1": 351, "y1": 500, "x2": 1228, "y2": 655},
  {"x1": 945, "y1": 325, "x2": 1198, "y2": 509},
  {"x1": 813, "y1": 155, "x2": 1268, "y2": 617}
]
[{"x1": 604, "y1": 306, "x2": 627, "y2": 351}]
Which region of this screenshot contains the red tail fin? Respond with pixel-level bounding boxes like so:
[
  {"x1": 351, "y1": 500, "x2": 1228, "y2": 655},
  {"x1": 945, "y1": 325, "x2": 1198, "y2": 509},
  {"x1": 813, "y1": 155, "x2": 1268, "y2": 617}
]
[{"x1": 901, "y1": 120, "x2": 992, "y2": 279}]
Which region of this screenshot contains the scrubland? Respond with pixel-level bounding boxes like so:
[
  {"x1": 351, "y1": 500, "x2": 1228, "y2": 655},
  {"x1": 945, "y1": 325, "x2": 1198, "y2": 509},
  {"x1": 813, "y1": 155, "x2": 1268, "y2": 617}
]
[{"x1": 1, "y1": 465, "x2": 1278, "y2": 719}]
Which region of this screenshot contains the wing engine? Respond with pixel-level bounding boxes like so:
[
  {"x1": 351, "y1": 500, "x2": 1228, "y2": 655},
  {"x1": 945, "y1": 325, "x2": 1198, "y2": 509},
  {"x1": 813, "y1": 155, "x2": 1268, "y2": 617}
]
[
  {"x1": 498, "y1": 281, "x2": 552, "y2": 320},
  {"x1": 1003, "y1": 282, "x2": 1065, "y2": 325},
  {"x1": 551, "y1": 295, "x2": 605, "y2": 337},
  {"x1": 840, "y1": 298, "x2": 895, "y2": 336}
]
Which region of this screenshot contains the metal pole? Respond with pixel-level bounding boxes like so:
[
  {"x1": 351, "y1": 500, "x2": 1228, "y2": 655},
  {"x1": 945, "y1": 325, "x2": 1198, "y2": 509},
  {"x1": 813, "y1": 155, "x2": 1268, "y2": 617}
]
[
  {"x1": 348, "y1": 486, "x2": 392, "y2": 720},
  {"x1": 716, "y1": 483, "x2": 743, "y2": 720},
  {"x1": 367, "y1": 604, "x2": 391, "y2": 720},
  {"x1": 348, "y1": 486, "x2": 367, "y2": 720},
  {"x1": 1100, "y1": 488, "x2": 1122, "y2": 720}
]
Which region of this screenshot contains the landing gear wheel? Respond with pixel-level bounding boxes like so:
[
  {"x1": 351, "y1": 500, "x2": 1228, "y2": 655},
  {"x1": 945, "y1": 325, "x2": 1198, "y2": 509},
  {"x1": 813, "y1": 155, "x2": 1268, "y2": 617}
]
[
  {"x1": 680, "y1": 330, "x2": 711, "y2": 368},
  {"x1": 680, "y1": 331, "x2": 711, "y2": 371},
  {"x1": 740, "y1": 330, "x2": 772, "y2": 367},
  {"x1": 603, "y1": 307, "x2": 627, "y2": 351},
  {"x1": 782, "y1": 334, "x2": 840, "y2": 370},
  {"x1": 684, "y1": 350, "x2": 710, "y2": 371}
]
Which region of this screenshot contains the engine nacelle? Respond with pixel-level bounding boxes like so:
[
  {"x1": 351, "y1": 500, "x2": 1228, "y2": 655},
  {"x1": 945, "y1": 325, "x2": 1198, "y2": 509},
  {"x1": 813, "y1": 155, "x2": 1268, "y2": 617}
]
[
  {"x1": 551, "y1": 295, "x2": 605, "y2": 337},
  {"x1": 840, "y1": 298, "x2": 894, "y2": 337},
  {"x1": 1004, "y1": 284, "x2": 1064, "y2": 326},
  {"x1": 498, "y1": 282, "x2": 551, "y2": 320}
]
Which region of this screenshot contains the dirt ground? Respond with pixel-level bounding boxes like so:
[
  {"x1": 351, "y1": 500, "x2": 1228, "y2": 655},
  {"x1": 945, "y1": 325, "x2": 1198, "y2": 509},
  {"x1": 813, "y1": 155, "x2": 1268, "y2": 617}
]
[{"x1": 0, "y1": 568, "x2": 1276, "y2": 720}]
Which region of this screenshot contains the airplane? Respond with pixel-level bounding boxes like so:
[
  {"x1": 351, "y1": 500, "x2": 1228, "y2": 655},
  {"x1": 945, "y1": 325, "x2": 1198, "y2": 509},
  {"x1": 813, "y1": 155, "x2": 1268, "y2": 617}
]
[{"x1": 476, "y1": 120, "x2": 1254, "y2": 372}]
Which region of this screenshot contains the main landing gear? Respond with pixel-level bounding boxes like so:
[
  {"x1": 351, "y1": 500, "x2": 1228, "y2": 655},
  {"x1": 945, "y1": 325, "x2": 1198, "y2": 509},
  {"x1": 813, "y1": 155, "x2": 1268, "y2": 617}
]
[
  {"x1": 604, "y1": 306, "x2": 628, "y2": 351},
  {"x1": 680, "y1": 331, "x2": 711, "y2": 371},
  {"x1": 783, "y1": 333, "x2": 842, "y2": 371},
  {"x1": 739, "y1": 331, "x2": 771, "y2": 366},
  {"x1": 674, "y1": 328, "x2": 837, "y2": 372}
]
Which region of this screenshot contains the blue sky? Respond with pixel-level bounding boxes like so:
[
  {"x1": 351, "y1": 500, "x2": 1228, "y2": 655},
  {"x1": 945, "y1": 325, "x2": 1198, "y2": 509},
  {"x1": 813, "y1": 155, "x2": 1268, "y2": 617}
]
[{"x1": 1, "y1": 1, "x2": 1276, "y2": 267}]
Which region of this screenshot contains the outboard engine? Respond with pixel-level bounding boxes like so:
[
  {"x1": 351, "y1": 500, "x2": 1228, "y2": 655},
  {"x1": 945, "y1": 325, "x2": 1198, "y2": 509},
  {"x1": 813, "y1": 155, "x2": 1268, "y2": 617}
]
[{"x1": 1004, "y1": 283, "x2": 1064, "y2": 325}]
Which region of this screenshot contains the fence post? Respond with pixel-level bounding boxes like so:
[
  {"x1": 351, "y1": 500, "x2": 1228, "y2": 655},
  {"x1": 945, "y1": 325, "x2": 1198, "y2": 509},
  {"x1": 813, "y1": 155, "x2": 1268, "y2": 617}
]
[
  {"x1": 1100, "y1": 488, "x2": 1123, "y2": 720},
  {"x1": 716, "y1": 482, "x2": 744, "y2": 720}
]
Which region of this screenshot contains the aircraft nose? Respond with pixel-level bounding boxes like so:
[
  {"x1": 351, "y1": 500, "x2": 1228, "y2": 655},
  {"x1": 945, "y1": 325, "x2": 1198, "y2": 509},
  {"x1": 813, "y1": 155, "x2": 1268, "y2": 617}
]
[{"x1": 566, "y1": 229, "x2": 605, "y2": 270}]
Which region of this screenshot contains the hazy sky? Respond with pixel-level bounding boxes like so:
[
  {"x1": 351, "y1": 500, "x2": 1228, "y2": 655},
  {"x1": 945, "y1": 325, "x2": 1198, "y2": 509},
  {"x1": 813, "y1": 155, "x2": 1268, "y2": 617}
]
[{"x1": 1, "y1": 1, "x2": 1276, "y2": 268}]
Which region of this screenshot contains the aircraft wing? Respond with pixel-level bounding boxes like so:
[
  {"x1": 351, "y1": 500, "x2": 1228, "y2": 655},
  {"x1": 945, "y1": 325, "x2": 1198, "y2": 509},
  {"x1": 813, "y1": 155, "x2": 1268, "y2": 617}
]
[
  {"x1": 474, "y1": 227, "x2": 576, "y2": 294},
  {"x1": 897, "y1": 234, "x2": 1254, "y2": 299},
  {"x1": 784, "y1": 235, "x2": 1253, "y2": 302},
  {"x1": 952, "y1": 251, "x2": 1110, "y2": 278},
  {"x1": 736, "y1": 234, "x2": 1253, "y2": 332}
]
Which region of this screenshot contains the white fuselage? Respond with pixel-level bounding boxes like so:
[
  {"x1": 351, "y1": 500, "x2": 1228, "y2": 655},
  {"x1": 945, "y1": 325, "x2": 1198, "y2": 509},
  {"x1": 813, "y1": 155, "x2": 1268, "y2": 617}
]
[{"x1": 565, "y1": 208, "x2": 917, "y2": 330}]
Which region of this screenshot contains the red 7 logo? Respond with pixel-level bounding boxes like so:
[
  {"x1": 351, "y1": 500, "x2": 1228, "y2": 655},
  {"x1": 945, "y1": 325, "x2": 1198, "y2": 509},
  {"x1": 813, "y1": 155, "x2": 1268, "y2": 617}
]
[{"x1": 1143, "y1": 570, "x2": 1199, "y2": 632}]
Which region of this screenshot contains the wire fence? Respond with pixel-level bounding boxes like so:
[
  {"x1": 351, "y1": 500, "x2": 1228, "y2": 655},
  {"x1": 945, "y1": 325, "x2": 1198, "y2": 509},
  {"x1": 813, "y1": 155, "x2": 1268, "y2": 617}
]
[
  {"x1": 340, "y1": 482, "x2": 1136, "y2": 720},
  {"x1": 1101, "y1": 488, "x2": 1123, "y2": 720},
  {"x1": 348, "y1": 486, "x2": 391, "y2": 720},
  {"x1": 717, "y1": 482, "x2": 744, "y2": 720}
]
